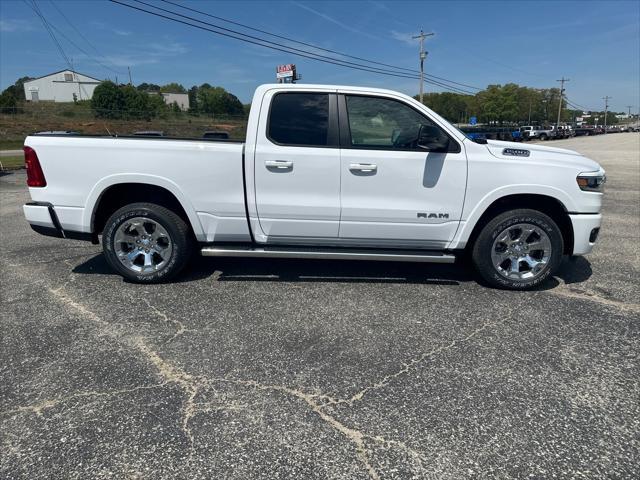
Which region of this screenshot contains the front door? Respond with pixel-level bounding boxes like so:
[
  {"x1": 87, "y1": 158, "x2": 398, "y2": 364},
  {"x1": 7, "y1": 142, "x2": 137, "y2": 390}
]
[
  {"x1": 253, "y1": 91, "x2": 341, "y2": 241},
  {"x1": 338, "y1": 93, "x2": 467, "y2": 249}
]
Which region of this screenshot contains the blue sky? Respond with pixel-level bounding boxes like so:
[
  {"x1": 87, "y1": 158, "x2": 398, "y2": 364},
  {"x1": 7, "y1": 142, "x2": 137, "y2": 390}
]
[{"x1": 1, "y1": 0, "x2": 638, "y2": 112}]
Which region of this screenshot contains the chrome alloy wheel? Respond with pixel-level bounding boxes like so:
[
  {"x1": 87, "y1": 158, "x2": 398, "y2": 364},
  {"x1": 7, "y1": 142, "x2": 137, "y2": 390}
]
[
  {"x1": 114, "y1": 217, "x2": 173, "y2": 274},
  {"x1": 491, "y1": 223, "x2": 552, "y2": 280}
]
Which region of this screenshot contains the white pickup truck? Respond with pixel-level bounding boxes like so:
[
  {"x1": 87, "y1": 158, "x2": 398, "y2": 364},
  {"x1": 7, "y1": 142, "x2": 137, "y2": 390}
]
[{"x1": 23, "y1": 84, "x2": 605, "y2": 289}]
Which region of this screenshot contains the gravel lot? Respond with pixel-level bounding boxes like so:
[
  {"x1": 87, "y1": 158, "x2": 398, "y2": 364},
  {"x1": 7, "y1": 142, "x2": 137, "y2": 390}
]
[{"x1": 1, "y1": 134, "x2": 638, "y2": 479}]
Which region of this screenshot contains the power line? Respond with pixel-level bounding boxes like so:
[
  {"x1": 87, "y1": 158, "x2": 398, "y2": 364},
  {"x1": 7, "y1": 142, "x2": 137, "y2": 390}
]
[
  {"x1": 48, "y1": 0, "x2": 124, "y2": 75},
  {"x1": 159, "y1": 0, "x2": 481, "y2": 91},
  {"x1": 49, "y1": 22, "x2": 126, "y2": 76},
  {"x1": 128, "y1": 0, "x2": 430, "y2": 83},
  {"x1": 565, "y1": 97, "x2": 597, "y2": 112},
  {"x1": 110, "y1": 0, "x2": 476, "y2": 95},
  {"x1": 27, "y1": 0, "x2": 73, "y2": 70},
  {"x1": 24, "y1": 0, "x2": 124, "y2": 76}
]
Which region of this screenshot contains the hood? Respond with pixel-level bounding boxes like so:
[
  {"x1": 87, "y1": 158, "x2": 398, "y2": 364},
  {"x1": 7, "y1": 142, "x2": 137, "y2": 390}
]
[{"x1": 482, "y1": 139, "x2": 602, "y2": 172}]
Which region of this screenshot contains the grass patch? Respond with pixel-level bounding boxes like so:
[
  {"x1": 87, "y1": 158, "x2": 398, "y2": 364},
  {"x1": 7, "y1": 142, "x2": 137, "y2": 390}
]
[
  {"x1": 0, "y1": 156, "x2": 24, "y2": 169},
  {"x1": 0, "y1": 139, "x2": 24, "y2": 150}
]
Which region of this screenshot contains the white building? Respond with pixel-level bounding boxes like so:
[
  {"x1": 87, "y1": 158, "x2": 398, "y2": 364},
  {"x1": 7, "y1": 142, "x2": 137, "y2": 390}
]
[
  {"x1": 23, "y1": 69, "x2": 102, "y2": 102},
  {"x1": 156, "y1": 92, "x2": 190, "y2": 111}
]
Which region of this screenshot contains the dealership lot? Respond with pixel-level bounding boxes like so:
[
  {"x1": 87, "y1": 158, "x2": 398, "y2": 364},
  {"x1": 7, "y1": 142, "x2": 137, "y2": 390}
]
[{"x1": 1, "y1": 134, "x2": 638, "y2": 479}]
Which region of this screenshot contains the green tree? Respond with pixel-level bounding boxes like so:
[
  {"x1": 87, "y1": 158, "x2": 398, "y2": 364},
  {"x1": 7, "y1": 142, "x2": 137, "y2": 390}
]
[
  {"x1": 170, "y1": 101, "x2": 182, "y2": 114},
  {"x1": 197, "y1": 85, "x2": 243, "y2": 116},
  {"x1": 0, "y1": 90, "x2": 17, "y2": 113},
  {"x1": 137, "y1": 82, "x2": 160, "y2": 92},
  {"x1": 417, "y1": 92, "x2": 472, "y2": 123},
  {"x1": 187, "y1": 85, "x2": 199, "y2": 113},
  {"x1": 121, "y1": 84, "x2": 150, "y2": 119},
  {"x1": 160, "y1": 82, "x2": 187, "y2": 93},
  {"x1": 146, "y1": 93, "x2": 168, "y2": 117},
  {"x1": 91, "y1": 81, "x2": 125, "y2": 118}
]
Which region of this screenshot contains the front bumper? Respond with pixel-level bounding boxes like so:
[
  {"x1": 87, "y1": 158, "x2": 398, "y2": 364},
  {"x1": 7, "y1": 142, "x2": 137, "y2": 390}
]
[
  {"x1": 23, "y1": 202, "x2": 93, "y2": 241},
  {"x1": 569, "y1": 213, "x2": 602, "y2": 255}
]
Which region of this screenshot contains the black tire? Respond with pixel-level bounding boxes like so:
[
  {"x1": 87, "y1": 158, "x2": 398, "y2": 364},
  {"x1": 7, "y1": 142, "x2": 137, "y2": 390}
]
[
  {"x1": 539, "y1": 134, "x2": 548, "y2": 141},
  {"x1": 103, "y1": 202, "x2": 193, "y2": 283},
  {"x1": 471, "y1": 209, "x2": 563, "y2": 290}
]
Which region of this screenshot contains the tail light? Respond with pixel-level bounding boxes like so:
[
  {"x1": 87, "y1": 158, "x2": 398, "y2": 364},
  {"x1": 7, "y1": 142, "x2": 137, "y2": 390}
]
[{"x1": 24, "y1": 146, "x2": 47, "y2": 187}]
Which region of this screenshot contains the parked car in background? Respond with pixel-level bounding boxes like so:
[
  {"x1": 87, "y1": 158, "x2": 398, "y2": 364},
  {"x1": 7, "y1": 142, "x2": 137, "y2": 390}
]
[
  {"x1": 203, "y1": 131, "x2": 230, "y2": 139},
  {"x1": 133, "y1": 131, "x2": 165, "y2": 137},
  {"x1": 574, "y1": 126, "x2": 595, "y2": 136},
  {"x1": 22, "y1": 83, "x2": 606, "y2": 290},
  {"x1": 550, "y1": 125, "x2": 573, "y2": 139},
  {"x1": 521, "y1": 126, "x2": 555, "y2": 141},
  {"x1": 34, "y1": 130, "x2": 79, "y2": 135}
]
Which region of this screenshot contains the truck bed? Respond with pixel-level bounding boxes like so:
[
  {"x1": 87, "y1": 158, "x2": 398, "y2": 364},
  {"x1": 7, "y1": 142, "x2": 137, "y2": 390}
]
[{"x1": 24, "y1": 134, "x2": 251, "y2": 243}]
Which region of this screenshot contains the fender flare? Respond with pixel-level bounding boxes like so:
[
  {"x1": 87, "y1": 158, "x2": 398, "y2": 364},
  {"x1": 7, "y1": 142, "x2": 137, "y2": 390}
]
[
  {"x1": 449, "y1": 184, "x2": 574, "y2": 249},
  {"x1": 83, "y1": 173, "x2": 205, "y2": 240}
]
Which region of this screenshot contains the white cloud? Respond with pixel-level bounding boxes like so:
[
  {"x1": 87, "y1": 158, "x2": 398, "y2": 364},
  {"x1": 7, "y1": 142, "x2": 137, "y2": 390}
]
[
  {"x1": 291, "y1": 1, "x2": 378, "y2": 40},
  {"x1": 147, "y1": 42, "x2": 189, "y2": 56},
  {"x1": 0, "y1": 19, "x2": 34, "y2": 33},
  {"x1": 97, "y1": 42, "x2": 189, "y2": 67},
  {"x1": 113, "y1": 29, "x2": 132, "y2": 36},
  {"x1": 101, "y1": 54, "x2": 159, "y2": 68},
  {"x1": 391, "y1": 30, "x2": 418, "y2": 46}
]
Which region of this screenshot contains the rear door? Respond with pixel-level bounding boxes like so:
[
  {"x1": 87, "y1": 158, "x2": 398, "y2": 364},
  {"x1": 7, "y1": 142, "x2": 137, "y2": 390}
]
[
  {"x1": 337, "y1": 93, "x2": 467, "y2": 249},
  {"x1": 253, "y1": 90, "x2": 340, "y2": 241}
]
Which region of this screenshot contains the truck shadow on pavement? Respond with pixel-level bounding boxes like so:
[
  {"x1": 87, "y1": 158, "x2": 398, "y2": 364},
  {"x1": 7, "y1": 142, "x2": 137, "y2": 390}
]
[{"x1": 72, "y1": 253, "x2": 593, "y2": 288}]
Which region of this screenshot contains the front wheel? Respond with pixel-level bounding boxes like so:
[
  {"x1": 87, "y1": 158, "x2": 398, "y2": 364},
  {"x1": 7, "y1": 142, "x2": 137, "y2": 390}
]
[
  {"x1": 103, "y1": 202, "x2": 193, "y2": 283},
  {"x1": 539, "y1": 134, "x2": 548, "y2": 141},
  {"x1": 471, "y1": 209, "x2": 563, "y2": 290}
]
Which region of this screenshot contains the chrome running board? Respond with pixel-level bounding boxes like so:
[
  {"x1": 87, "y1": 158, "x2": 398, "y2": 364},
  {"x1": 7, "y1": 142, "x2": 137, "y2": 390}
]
[{"x1": 200, "y1": 246, "x2": 455, "y2": 263}]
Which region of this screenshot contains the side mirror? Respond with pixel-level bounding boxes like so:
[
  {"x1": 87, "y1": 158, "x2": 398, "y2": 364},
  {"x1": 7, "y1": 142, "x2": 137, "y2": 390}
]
[{"x1": 417, "y1": 125, "x2": 449, "y2": 152}]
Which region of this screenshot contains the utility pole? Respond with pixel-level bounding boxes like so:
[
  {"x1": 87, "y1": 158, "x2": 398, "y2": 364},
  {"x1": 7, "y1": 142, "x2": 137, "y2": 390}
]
[
  {"x1": 603, "y1": 96, "x2": 611, "y2": 133},
  {"x1": 556, "y1": 77, "x2": 569, "y2": 129},
  {"x1": 128, "y1": 66, "x2": 133, "y2": 85},
  {"x1": 412, "y1": 29, "x2": 434, "y2": 103}
]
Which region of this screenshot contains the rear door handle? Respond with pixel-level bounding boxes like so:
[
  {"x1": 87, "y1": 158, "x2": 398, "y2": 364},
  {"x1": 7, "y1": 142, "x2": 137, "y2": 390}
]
[
  {"x1": 349, "y1": 163, "x2": 377, "y2": 173},
  {"x1": 265, "y1": 160, "x2": 293, "y2": 169}
]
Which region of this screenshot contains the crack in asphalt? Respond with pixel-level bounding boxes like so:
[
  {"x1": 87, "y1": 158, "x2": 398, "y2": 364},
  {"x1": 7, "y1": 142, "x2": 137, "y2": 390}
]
[
  {"x1": 324, "y1": 320, "x2": 497, "y2": 408},
  {"x1": 39, "y1": 282, "x2": 383, "y2": 477},
  {"x1": 4, "y1": 265, "x2": 442, "y2": 479},
  {"x1": 548, "y1": 283, "x2": 640, "y2": 313},
  {"x1": 0, "y1": 384, "x2": 169, "y2": 417},
  {"x1": 141, "y1": 297, "x2": 190, "y2": 343}
]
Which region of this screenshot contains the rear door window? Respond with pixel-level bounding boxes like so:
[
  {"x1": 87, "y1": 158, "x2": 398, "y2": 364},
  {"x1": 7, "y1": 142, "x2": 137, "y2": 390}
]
[{"x1": 268, "y1": 93, "x2": 329, "y2": 147}]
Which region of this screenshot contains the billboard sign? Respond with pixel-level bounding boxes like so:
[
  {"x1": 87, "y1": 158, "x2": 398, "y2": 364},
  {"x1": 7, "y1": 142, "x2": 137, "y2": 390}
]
[{"x1": 276, "y1": 64, "x2": 295, "y2": 80}]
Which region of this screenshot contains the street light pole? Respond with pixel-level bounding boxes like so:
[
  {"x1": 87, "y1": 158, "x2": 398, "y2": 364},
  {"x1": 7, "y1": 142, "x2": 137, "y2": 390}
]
[{"x1": 412, "y1": 29, "x2": 434, "y2": 103}]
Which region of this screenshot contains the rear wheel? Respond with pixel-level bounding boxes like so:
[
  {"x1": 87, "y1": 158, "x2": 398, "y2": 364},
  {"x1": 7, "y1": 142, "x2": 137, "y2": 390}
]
[
  {"x1": 103, "y1": 202, "x2": 193, "y2": 283},
  {"x1": 539, "y1": 134, "x2": 548, "y2": 141},
  {"x1": 471, "y1": 209, "x2": 563, "y2": 290}
]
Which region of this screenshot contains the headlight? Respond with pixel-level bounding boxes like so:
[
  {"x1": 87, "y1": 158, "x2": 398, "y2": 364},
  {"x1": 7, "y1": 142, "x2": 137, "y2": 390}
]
[{"x1": 577, "y1": 172, "x2": 606, "y2": 192}]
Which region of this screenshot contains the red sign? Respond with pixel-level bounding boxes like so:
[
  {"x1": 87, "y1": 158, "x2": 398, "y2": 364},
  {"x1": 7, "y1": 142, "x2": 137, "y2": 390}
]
[{"x1": 277, "y1": 64, "x2": 295, "y2": 73}]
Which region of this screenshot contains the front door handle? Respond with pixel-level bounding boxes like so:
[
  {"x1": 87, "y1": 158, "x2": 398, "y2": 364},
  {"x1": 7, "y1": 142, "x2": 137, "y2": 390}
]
[
  {"x1": 265, "y1": 160, "x2": 293, "y2": 169},
  {"x1": 349, "y1": 163, "x2": 377, "y2": 173}
]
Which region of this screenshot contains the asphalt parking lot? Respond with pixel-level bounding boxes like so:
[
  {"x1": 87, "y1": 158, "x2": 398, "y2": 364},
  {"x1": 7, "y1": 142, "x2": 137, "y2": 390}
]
[{"x1": 1, "y1": 134, "x2": 638, "y2": 479}]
